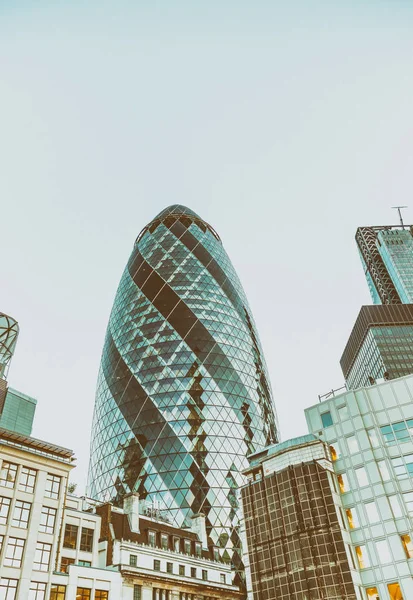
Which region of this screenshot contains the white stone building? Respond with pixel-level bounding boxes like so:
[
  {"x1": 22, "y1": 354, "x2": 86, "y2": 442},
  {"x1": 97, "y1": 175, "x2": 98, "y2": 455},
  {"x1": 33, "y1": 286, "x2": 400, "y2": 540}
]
[{"x1": 305, "y1": 373, "x2": 413, "y2": 600}]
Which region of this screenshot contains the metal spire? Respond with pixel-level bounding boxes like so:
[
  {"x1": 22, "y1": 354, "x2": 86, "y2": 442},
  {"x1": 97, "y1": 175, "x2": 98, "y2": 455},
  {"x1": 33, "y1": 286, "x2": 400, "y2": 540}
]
[{"x1": 392, "y1": 205, "x2": 408, "y2": 229}]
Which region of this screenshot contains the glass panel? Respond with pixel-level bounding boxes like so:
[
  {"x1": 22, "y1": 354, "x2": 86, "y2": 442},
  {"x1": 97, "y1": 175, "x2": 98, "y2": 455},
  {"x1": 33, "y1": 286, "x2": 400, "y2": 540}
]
[{"x1": 321, "y1": 412, "x2": 333, "y2": 428}]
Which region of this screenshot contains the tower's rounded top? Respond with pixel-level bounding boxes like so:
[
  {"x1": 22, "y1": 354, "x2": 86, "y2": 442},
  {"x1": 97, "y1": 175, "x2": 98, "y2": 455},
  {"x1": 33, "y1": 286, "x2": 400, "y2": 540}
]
[{"x1": 136, "y1": 204, "x2": 220, "y2": 243}]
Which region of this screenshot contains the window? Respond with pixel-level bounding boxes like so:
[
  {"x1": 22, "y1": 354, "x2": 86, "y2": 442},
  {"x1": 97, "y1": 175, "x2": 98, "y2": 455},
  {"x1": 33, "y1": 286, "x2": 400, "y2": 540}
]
[
  {"x1": 50, "y1": 585, "x2": 66, "y2": 600},
  {"x1": 167, "y1": 562, "x2": 173, "y2": 574},
  {"x1": 133, "y1": 586, "x2": 142, "y2": 600},
  {"x1": 329, "y1": 445, "x2": 339, "y2": 461},
  {"x1": 4, "y1": 537, "x2": 25, "y2": 568},
  {"x1": 60, "y1": 557, "x2": 75, "y2": 573},
  {"x1": 179, "y1": 565, "x2": 185, "y2": 576},
  {"x1": 39, "y1": 506, "x2": 56, "y2": 534},
  {"x1": 77, "y1": 560, "x2": 91, "y2": 567},
  {"x1": 220, "y1": 573, "x2": 226, "y2": 584},
  {"x1": 337, "y1": 473, "x2": 349, "y2": 493},
  {"x1": 321, "y1": 411, "x2": 333, "y2": 427},
  {"x1": 355, "y1": 545, "x2": 370, "y2": 568},
  {"x1": 375, "y1": 539, "x2": 392, "y2": 564},
  {"x1": 367, "y1": 429, "x2": 380, "y2": 448},
  {"x1": 76, "y1": 589, "x2": 91, "y2": 600},
  {"x1": 390, "y1": 495, "x2": 404, "y2": 518},
  {"x1": 338, "y1": 405, "x2": 349, "y2": 421},
  {"x1": 173, "y1": 537, "x2": 180, "y2": 552},
  {"x1": 355, "y1": 466, "x2": 369, "y2": 487},
  {"x1": 401, "y1": 534, "x2": 413, "y2": 558},
  {"x1": 130, "y1": 554, "x2": 137, "y2": 567},
  {"x1": 0, "y1": 462, "x2": 18, "y2": 489},
  {"x1": 346, "y1": 435, "x2": 359, "y2": 454},
  {"x1": 345, "y1": 508, "x2": 359, "y2": 529},
  {"x1": 19, "y1": 467, "x2": 37, "y2": 494},
  {"x1": 63, "y1": 524, "x2": 78, "y2": 549},
  {"x1": 80, "y1": 527, "x2": 94, "y2": 552},
  {"x1": 365, "y1": 501, "x2": 380, "y2": 524},
  {"x1": 191, "y1": 567, "x2": 196, "y2": 578},
  {"x1": 33, "y1": 542, "x2": 51, "y2": 571},
  {"x1": 195, "y1": 542, "x2": 202, "y2": 557},
  {"x1": 12, "y1": 500, "x2": 31, "y2": 528},
  {"x1": 392, "y1": 454, "x2": 413, "y2": 479},
  {"x1": 154, "y1": 559, "x2": 161, "y2": 571},
  {"x1": 29, "y1": 582, "x2": 46, "y2": 600},
  {"x1": 0, "y1": 579, "x2": 18, "y2": 600},
  {"x1": 0, "y1": 535, "x2": 3, "y2": 555},
  {"x1": 381, "y1": 420, "x2": 413, "y2": 445},
  {"x1": 378, "y1": 460, "x2": 390, "y2": 481},
  {"x1": 202, "y1": 569, "x2": 207, "y2": 581},
  {"x1": 366, "y1": 588, "x2": 379, "y2": 600},
  {"x1": 148, "y1": 530, "x2": 156, "y2": 547},
  {"x1": 213, "y1": 547, "x2": 220, "y2": 561},
  {"x1": 0, "y1": 496, "x2": 11, "y2": 525},
  {"x1": 387, "y1": 583, "x2": 403, "y2": 600},
  {"x1": 45, "y1": 474, "x2": 61, "y2": 499},
  {"x1": 184, "y1": 539, "x2": 191, "y2": 554},
  {"x1": 95, "y1": 593, "x2": 108, "y2": 600},
  {"x1": 161, "y1": 534, "x2": 168, "y2": 550}
]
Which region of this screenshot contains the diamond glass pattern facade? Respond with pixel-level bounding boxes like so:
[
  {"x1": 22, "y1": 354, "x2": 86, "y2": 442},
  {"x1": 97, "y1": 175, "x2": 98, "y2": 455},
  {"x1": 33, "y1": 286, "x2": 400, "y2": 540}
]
[{"x1": 87, "y1": 205, "x2": 278, "y2": 574}]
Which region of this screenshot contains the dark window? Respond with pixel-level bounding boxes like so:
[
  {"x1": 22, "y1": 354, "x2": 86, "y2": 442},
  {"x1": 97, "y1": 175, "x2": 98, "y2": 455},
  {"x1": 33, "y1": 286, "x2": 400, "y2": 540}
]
[
  {"x1": 321, "y1": 411, "x2": 333, "y2": 428},
  {"x1": 148, "y1": 530, "x2": 156, "y2": 547},
  {"x1": 133, "y1": 586, "x2": 142, "y2": 600},
  {"x1": 0, "y1": 496, "x2": 11, "y2": 525},
  {"x1": 45, "y1": 474, "x2": 61, "y2": 499},
  {"x1": 213, "y1": 548, "x2": 220, "y2": 561},
  {"x1": 19, "y1": 467, "x2": 37, "y2": 493},
  {"x1": 191, "y1": 567, "x2": 196, "y2": 578},
  {"x1": 63, "y1": 524, "x2": 78, "y2": 549},
  {"x1": 202, "y1": 569, "x2": 207, "y2": 580},
  {"x1": 33, "y1": 542, "x2": 51, "y2": 571},
  {"x1": 77, "y1": 560, "x2": 91, "y2": 567},
  {"x1": 179, "y1": 565, "x2": 185, "y2": 576},
  {"x1": 76, "y1": 589, "x2": 91, "y2": 600},
  {"x1": 130, "y1": 554, "x2": 137, "y2": 567},
  {"x1": 95, "y1": 592, "x2": 108, "y2": 600},
  {"x1": 220, "y1": 573, "x2": 226, "y2": 584},
  {"x1": 12, "y1": 500, "x2": 31, "y2": 528},
  {"x1": 50, "y1": 585, "x2": 66, "y2": 600},
  {"x1": 4, "y1": 537, "x2": 25, "y2": 567},
  {"x1": 60, "y1": 557, "x2": 75, "y2": 573},
  {"x1": 80, "y1": 527, "x2": 94, "y2": 552},
  {"x1": 154, "y1": 559, "x2": 161, "y2": 571},
  {"x1": 161, "y1": 534, "x2": 168, "y2": 550},
  {"x1": 195, "y1": 542, "x2": 202, "y2": 557},
  {"x1": 184, "y1": 539, "x2": 191, "y2": 554},
  {"x1": 29, "y1": 581, "x2": 46, "y2": 599},
  {"x1": 0, "y1": 462, "x2": 18, "y2": 489},
  {"x1": 167, "y1": 562, "x2": 173, "y2": 574},
  {"x1": 39, "y1": 506, "x2": 56, "y2": 534}
]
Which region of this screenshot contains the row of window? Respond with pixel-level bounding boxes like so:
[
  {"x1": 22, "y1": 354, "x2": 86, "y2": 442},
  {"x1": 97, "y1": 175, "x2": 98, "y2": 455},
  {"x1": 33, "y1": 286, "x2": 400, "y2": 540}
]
[
  {"x1": 146, "y1": 530, "x2": 220, "y2": 560},
  {"x1": 353, "y1": 534, "x2": 413, "y2": 568},
  {"x1": 0, "y1": 579, "x2": 108, "y2": 600},
  {"x1": 0, "y1": 461, "x2": 61, "y2": 499},
  {"x1": 0, "y1": 537, "x2": 51, "y2": 570},
  {"x1": 60, "y1": 557, "x2": 91, "y2": 572},
  {"x1": 365, "y1": 582, "x2": 402, "y2": 600},
  {"x1": 149, "y1": 558, "x2": 224, "y2": 582},
  {"x1": 0, "y1": 496, "x2": 56, "y2": 533},
  {"x1": 63, "y1": 524, "x2": 94, "y2": 553}
]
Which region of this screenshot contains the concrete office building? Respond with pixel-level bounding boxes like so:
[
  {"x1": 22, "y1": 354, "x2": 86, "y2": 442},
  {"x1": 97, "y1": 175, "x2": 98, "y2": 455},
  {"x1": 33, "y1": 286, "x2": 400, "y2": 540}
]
[
  {"x1": 305, "y1": 374, "x2": 413, "y2": 600},
  {"x1": 241, "y1": 435, "x2": 358, "y2": 600}
]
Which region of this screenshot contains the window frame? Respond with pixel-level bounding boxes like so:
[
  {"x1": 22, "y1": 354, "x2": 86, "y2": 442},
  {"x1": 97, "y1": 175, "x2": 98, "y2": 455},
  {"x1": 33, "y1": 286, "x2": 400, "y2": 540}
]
[{"x1": 79, "y1": 527, "x2": 94, "y2": 553}]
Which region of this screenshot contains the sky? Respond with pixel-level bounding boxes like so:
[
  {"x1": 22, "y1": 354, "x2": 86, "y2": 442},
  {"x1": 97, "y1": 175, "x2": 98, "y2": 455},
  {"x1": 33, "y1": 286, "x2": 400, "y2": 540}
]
[{"x1": 2, "y1": 0, "x2": 413, "y2": 491}]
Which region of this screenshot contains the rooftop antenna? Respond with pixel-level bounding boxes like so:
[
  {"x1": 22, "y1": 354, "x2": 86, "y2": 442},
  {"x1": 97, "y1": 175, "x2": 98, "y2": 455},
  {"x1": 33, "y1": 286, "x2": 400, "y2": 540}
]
[{"x1": 392, "y1": 206, "x2": 408, "y2": 229}]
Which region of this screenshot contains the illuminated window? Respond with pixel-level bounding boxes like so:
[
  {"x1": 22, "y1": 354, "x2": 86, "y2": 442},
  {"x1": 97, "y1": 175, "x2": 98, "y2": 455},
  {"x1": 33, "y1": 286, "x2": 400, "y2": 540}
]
[
  {"x1": 80, "y1": 528, "x2": 94, "y2": 552},
  {"x1": 76, "y1": 589, "x2": 91, "y2": 600},
  {"x1": 375, "y1": 539, "x2": 392, "y2": 564},
  {"x1": 63, "y1": 524, "x2": 78, "y2": 549},
  {"x1": 401, "y1": 534, "x2": 413, "y2": 558},
  {"x1": 50, "y1": 585, "x2": 66, "y2": 600},
  {"x1": 365, "y1": 501, "x2": 380, "y2": 524},
  {"x1": 330, "y1": 445, "x2": 339, "y2": 461},
  {"x1": 387, "y1": 582, "x2": 404, "y2": 600},
  {"x1": 95, "y1": 592, "x2": 108, "y2": 600},
  {"x1": 321, "y1": 411, "x2": 333, "y2": 428},
  {"x1": 366, "y1": 588, "x2": 379, "y2": 600},
  {"x1": 60, "y1": 557, "x2": 75, "y2": 573},
  {"x1": 345, "y1": 508, "x2": 359, "y2": 529},
  {"x1": 337, "y1": 473, "x2": 349, "y2": 493},
  {"x1": 355, "y1": 466, "x2": 369, "y2": 487},
  {"x1": 355, "y1": 545, "x2": 370, "y2": 569}
]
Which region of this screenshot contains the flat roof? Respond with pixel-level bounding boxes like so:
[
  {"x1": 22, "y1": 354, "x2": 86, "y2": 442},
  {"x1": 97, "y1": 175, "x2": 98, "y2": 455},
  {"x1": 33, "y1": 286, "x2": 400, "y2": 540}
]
[
  {"x1": 247, "y1": 434, "x2": 320, "y2": 467},
  {"x1": 0, "y1": 427, "x2": 75, "y2": 461}
]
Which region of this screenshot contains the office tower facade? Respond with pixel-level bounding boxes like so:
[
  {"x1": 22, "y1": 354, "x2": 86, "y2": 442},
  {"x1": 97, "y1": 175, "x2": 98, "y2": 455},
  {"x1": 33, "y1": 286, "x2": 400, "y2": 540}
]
[
  {"x1": 241, "y1": 435, "x2": 358, "y2": 600},
  {"x1": 340, "y1": 305, "x2": 413, "y2": 390},
  {"x1": 0, "y1": 312, "x2": 19, "y2": 379},
  {"x1": 305, "y1": 374, "x2": 413, "y2": 600},
  {"x1": 356, "y1": 226, "x2": 413, "y2": 305},
  {"x1": 88, "y1": 205, "x2": 278, "y2": 575}
]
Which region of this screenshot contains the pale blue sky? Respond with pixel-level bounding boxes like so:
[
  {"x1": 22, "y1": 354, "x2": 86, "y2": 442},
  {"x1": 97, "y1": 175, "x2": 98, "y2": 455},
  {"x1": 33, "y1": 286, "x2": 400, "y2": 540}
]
[{"x1": 2, "y1": 0, "x2": 413, "y2": 489}]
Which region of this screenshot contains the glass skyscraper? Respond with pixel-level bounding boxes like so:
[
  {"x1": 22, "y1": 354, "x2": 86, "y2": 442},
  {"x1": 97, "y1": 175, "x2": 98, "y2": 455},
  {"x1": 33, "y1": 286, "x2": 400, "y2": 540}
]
[
  {"x1": 356, "y1": 225, "x2": 413, "y2": 304},
  {"x1": 88, "y1": 205, "x2": 278, "y2": 575}
]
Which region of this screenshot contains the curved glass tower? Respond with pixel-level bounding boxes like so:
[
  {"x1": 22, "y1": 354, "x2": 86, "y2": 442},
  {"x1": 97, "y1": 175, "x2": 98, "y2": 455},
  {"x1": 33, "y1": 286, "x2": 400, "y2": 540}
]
[{"x1": 88, "y1": 205, "x2": 278, "y2": 572}]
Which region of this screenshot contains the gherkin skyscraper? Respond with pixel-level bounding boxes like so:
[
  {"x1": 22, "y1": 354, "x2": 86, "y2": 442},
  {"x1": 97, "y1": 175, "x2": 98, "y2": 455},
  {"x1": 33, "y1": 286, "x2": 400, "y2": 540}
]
[{"x1": 88, "y1": 205, "x2": 278, "y2": 574}]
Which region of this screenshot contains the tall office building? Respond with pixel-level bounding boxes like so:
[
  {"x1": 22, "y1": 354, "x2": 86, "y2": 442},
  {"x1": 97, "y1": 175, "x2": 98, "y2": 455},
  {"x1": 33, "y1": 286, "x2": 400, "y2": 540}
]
[
  {"x1": 356, "y1": 225, "x2": 413, "y2": 305},
  {"x1": 88, "y1": 205, "x2": 278, "y2": 575},
  {"x1": 340, "y1": 305, "x2": 413, "y2": 389},
  {"x1": 0, "y1": 312, "x2": 37, "y2": 435}
]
